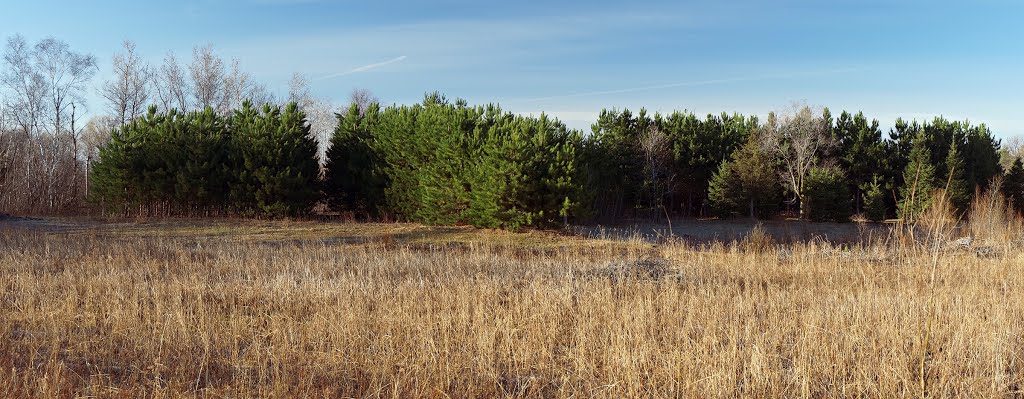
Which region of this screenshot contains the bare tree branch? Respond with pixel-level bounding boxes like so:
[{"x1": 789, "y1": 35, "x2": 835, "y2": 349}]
[
  {"x1": 759, "y1": 103, "x2": 834, "y2": 218},
  {"x1": 102, "y1": 40, "x2": 151, "y2": 126}
]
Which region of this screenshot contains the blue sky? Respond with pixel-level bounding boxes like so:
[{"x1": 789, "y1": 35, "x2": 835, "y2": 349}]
[{"x1": 5, "y1": 0, "x2": 1024, "y2": 138}]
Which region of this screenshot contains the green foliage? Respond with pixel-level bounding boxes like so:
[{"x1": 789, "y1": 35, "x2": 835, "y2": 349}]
[
  {"x1": 862, "y1": 176, "x2": 887, "y2": 222},
  {"x1": 833, "y1": 111, "x2": 884, "y2": 213},
  {"x1": 89, "y1": 96, "x2": 1008, "y2": 228},
  {"x1": 1003, "y1": 158, "x2": 1024, "y2": 215},
  {"x1": 707, "y1": 134, "x2": 781, "y2": 219},
  {"x1": 324, "y1": 103, "x2": 385, "y2": 216},
  {"x1": 707, "y1": 160, "x2": 741, "y2": 218},
  {"x1": 579, "y1": 109, "x2": 650, "y2": 220},
  {"x1": 364, "y1": 94, "x2": 579, "y2": 229},
  {"x1": 89, "y1": 106, "x2": 232, "y2": 215},
  {"x1": 802, "y1": 166, "x2": 852, "y2": 222},
  {"x1": 579, "y1": 109, "x2": 755, "y2": 220},
  {"x1": 943, "y1": 140, "x2": 970, "y2": 214},
  {"x1": 664, "y1": 112, "x2": 755, "y2": 216},
  {"x1": 898, "y1": 132, "x2": 938, "y2": 222},
  {"x1": 229, "y1": 101, "x2": 321, "y2": 217},
  {"x1": 90, "y1": 102, "x2": 319, "y2": 217}
]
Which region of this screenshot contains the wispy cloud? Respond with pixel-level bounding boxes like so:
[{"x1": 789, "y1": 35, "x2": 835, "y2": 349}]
[
  {"x1": 509, "y1": 67, "x2": 868, "y2": 103},
  {"x1": 315, "y1": 56, "x2": 408, "y2": 81}
]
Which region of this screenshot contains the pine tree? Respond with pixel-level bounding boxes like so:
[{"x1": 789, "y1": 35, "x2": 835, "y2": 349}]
[
  {"x1": 230, "y1": 101, "x2": 320, "y2": 216},
  {"x1": 324, "y1": 102, "x2": 384, "y2": 216},
  {"x1": 733, "y1": 133, "x2": 780, "y2": 218},
  {"x1": 707, "y1": 160, "x2": 741, "y2": 218},
  {"x1": 1003, "y1": 157, "x2": 1024, "y2": 215},
  {"x1": 862, "y1": 176, "x2": 887, "y2": 222},
  {"x1": 706, "y1": 132, "x2": 781, "y2": 219},
  {"x1": 943, "y1": 140, "x2": 970, "y2": 214},
  {"x1": 898, "y1": 132, "x2": 937, "y2": 222},
  {"x1": 833, "y1": 111, "x2": 884, "y2": 214},
  {"x1": 802, "y1": 166, "x2": 852, "y2": 222}
]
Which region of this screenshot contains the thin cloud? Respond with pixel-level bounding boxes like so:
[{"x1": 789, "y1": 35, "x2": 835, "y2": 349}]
[
  {"x1": 316, "y1": 56, "x2": 407, "y2": 81},
  {"x1": 510, "y1": 67, "x2": 867, "y2": 103}
]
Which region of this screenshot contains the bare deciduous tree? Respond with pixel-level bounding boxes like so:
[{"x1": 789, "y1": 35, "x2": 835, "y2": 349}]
[
  {"x1": 2, "y1": 35, "x2": 47, "y2": 137},
  {"x1": 348, "y1": 88, "x2": 379, "y2": 115},
  {"x1": 223, "y1": 59, "x2": 255, "y2": 111},
  {"x1": 1001, "y1": 135, "x2": 1024, "y2": 169},
  {"x1": 189, "y1": 45, "x2": 225, "y2": 112},
  {"x1": 247, "y1": 82, "x2": 276, "y2": 107},
  {"x1": 102, "y1": 41, "x2": 151, "y2": 126},
  {"x1": 288, "y1": 72, "x2": 340, "y2": 163},
  {"x1": 287, "y1": 72, "x2": 312, "y2": 106},
  {"x1": 0, "y1": 34, "x2": 96, "y2": 215},
  {"x1": 639, "y1": 125, "x2": 674, "y2": 216},
  {"x1": 34, "y1": 37, "x2": 97, "y2": 206},
  {"x1": 154, "y1": 52, "x2": 190, "y2": 112},
  {"x1": 759, "y1": 104, "x2": 834, "y2": 219},
  {"x1": 35, "y1": 37, "x2": 97, "y2": 136}
]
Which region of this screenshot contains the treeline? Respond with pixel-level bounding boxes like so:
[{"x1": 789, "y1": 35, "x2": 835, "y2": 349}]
[
  {"x1": 88, "y1": 94, "x2": 1024, "y2": 227},
  {"x1": 325, "y1": 94, "x2": 578, "y2": 228},
  {"x1": 90, "y1": 103, "x2": 319, "y2": 217},
  {"x1": 590, "y1": 107, "x2": 1011, "y2": 222},
  {"x1": 92, "y1": 94, "x2": 579, "y2": 228}
]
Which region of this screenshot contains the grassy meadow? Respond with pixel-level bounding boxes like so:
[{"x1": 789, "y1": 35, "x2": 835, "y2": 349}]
[{"x1": 0, "y1": 215, "x2": 1022, "y2": 398}]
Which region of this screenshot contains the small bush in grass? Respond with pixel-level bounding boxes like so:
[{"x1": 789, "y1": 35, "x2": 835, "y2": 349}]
[{"x1": 741, "y1": 223, "x2": 775, "y2": 253}]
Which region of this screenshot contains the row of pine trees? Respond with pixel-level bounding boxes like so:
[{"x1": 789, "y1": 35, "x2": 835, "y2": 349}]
[{"x1": 89, "y1": 94, "x2": 1024, "y2": 228}]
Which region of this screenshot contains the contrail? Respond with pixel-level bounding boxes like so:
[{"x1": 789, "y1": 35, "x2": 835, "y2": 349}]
[
  {"x1": 511, "y1": 67, "x2": 866, "y2": 103},
  {"x1": 316, "y1": 56, "x2": 407, "y2": 81}
]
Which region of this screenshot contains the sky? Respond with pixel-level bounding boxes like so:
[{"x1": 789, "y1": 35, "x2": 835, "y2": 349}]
[{"x1": 4, "y1": 0, "x2": 1024, "y2": 138}]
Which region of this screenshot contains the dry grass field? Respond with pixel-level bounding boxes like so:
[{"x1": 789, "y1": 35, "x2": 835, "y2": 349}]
[{"x1": 1, "y1": 208, "x2": 1023, "y2": 397}]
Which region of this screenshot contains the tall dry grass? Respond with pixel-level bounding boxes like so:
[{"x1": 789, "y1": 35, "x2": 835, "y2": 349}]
[{"x1": 0, "y1": 222, "x2": 1022, "y2": 397}]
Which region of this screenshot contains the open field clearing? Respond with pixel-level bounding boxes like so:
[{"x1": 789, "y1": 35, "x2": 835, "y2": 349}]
[{"x1": 1, "y1": 220, "x2": 1023, "y2": 397}]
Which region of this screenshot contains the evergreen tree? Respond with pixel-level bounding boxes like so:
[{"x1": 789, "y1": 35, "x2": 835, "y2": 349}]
[
  {"x1": 833, "y1": 111, "x2": 883, "y2": 214},
  {"x1": 963, "y1": 123, "x2": 1003, "y2": 192},
  {"x1": 706, "y1": 133, "x2": 780, "y2": 219},
  {"x1": 89, "y1": 121, "x2": 136, "y2": 213},
  {"x1": 582, "y1": 109, "x2": 649, "y2": 220},
  {"x1": 802, "y1": 166, "x2": 852, "y2": 222},
  {"x1": 1003, "y1": 157, "x2": 1024, "y2": 215},
  {"x1": 862, "y1": 176, "x2": 887, "y2": 222},
  {"x1": 664, "y1": 111, "x2": 754, "y2": 216},
  {"x1": 731, "y1": 133, "x2": 781, "y2": 218},
  {"x1": 898, "y1": 132, "x2": 937, "y2": 222},
  {"x1": 707, "y1": 160, "x2": 741, "y2": 218},
  {"x1": 363, "y1": 95, "x2": 580, "y2": 228},
  {"x1": 230, "y1": 101, "x2": 320, "y2": 216},
  {"x1": 324, "y1": 102, "x2": 385, "y2": 216},
  {"x1": 943, "y1": 139, "x2": 970, "y2": 214}
]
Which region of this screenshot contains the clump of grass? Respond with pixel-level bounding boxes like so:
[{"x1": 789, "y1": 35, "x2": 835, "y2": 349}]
[
  {"x1": 739, "y1": 222, "x2": 775, "y2": 253},
  {"x1": 968, "y1": 179, "x2": 1024, "y2": 244}
]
